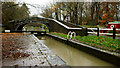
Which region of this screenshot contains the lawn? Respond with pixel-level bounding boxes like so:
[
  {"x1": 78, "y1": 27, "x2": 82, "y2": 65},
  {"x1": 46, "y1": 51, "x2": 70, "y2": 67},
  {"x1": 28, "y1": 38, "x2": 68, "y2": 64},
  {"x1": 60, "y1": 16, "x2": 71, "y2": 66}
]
[{"x1": 50, "y1": 32, "x2": 120, "y2": 53}]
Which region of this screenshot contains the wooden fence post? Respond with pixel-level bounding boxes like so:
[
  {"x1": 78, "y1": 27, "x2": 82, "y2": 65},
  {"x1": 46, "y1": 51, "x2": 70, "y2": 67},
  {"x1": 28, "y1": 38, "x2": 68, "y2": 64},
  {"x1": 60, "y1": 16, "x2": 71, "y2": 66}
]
[
  {"x1": 86, "y1": 28, "x2": 88, "y2": 36},
  {"x1": 97, "y1": 28, "x2": 99, "y2": 37},
  {"x1": 113, "y1": 28, "x2": 116, "y2": 39}
]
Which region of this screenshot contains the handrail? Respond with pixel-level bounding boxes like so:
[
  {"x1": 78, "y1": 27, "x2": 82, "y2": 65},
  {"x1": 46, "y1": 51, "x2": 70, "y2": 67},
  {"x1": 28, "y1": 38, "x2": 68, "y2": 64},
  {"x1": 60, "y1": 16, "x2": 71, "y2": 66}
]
[
  {"x1": 67, "y1": 31, "x2": 76, "y2": 40},
  {"x1": 67, "y1": 31, "x2": 72, "y2": 39},
  {"x1": 71, "y1": 32, "x2": 76, "y2": 40}
]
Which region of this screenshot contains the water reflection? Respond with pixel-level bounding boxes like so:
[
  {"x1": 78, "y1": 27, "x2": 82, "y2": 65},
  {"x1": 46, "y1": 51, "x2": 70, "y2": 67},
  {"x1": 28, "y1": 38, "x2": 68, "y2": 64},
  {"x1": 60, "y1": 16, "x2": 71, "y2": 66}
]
[{"x1": 37, "y1": 36, "x2": 113, "y2": 66}]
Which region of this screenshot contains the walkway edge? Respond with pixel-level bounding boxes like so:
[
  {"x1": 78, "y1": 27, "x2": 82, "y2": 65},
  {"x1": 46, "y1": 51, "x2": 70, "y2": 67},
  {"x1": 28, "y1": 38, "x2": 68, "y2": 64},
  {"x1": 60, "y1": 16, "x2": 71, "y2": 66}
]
[
  {"x1": 31, "y1": 34, "x2": 67, "y2": 66},
  {"x1": 46, "y1": 33, "x2": 120, "y2": 66}
]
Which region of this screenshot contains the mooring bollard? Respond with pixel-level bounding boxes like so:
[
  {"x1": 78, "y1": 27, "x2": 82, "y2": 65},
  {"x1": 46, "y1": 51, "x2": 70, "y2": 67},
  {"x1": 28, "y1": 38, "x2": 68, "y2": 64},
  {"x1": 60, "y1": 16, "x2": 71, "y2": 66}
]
[
  {"x1": 45, "y1": 31, "x2": 46, "y2": 35},
  {"x1": 113, "y1": 28, "x2": 116, "y2": 39},
  {"x1": 66, "y1": 39, "x2": 69, "y2": 45}
]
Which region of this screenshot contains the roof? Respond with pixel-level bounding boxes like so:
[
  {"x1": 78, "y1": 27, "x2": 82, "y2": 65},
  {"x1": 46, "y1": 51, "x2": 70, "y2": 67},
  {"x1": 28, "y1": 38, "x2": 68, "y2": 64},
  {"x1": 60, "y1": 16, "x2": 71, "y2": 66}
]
[{"x1": 109, "y1": 21, "x2": 120, "y2": 24}]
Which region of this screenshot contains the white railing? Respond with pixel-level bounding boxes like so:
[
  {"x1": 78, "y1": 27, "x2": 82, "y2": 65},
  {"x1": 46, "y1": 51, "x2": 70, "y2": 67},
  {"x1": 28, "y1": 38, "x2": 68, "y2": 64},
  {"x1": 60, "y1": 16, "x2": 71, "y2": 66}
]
[
  {"x1": 87, "y1": 28, "x2": 120, "y2": 38},
  {"x1": 88, "y1": 32, "x2": 120, "y2": 36},
  {"x1": 88, "y1": 32, "x2": 97, "y2": 34},
  {"x1": 88, "y1": 28, "x2": 120, "y2": 31},
  {"x1": 87, "y1": 28, "x2": 97, "y2": 30}
]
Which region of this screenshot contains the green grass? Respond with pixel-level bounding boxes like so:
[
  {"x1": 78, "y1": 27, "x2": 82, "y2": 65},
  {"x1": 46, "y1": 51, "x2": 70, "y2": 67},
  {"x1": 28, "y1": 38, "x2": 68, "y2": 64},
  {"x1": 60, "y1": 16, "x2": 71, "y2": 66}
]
[
  {"x1": 50, "y1": 32, "x2": 67, "y2": 38},
  {"x1": 50, "y1": 32, "x2": 120, "y2": 53}
]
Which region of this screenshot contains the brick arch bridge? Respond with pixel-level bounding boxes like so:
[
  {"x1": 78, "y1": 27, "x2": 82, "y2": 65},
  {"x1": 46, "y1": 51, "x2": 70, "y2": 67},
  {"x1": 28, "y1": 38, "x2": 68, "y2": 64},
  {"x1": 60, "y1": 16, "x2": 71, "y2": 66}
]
[{"x1": 10, "y1": 17, "x2": 87, "y2": 36}]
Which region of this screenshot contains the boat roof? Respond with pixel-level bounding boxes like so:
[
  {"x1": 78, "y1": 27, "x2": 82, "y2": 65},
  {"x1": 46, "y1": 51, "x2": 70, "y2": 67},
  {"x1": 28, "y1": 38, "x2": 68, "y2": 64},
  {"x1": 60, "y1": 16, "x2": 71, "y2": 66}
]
[{"x1": 109, "y1": 21, "x2": 120, "y2": 24}]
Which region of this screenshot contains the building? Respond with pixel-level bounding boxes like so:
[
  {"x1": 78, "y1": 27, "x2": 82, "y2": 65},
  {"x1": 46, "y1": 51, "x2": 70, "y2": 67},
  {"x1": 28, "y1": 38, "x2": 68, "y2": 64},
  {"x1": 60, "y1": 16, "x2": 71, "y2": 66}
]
[{"x1": 108, "y1": 21, "x2": 120, "y2": 29}]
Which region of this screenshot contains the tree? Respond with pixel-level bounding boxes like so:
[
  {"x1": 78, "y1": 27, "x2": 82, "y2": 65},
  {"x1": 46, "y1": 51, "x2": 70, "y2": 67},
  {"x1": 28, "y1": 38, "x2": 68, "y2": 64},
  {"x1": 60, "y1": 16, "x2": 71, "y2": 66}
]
[
  {"x1": 40, "y1": 2, "x2": 119, "y2": 26},
  {"x1": 98, "y1": 2, "x2": 119, "y2": 25},
  {"x1": 2, "y1": 2, "x2": 30, "y2": 29},
  {"x1": 78, "y1": 2, "x2": 84, "y2": 25}
]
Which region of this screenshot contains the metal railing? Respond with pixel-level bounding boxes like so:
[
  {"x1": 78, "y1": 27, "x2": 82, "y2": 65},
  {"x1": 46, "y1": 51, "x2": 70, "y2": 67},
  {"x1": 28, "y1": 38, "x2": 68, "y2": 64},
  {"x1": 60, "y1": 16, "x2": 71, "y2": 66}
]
[{"x1": 67, "y1": 31, "x2": 76, "y2": 40}]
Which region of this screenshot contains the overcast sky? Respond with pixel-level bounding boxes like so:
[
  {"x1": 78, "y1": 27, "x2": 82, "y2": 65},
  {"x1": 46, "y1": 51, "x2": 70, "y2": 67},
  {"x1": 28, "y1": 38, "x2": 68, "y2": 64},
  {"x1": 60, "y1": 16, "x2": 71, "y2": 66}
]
[
  {"x1": 15, "y1": 0, "x2": 53, "y2": 17},
  {"x1": 3, "y1": 0, "x2": 120, "y2": 17}
]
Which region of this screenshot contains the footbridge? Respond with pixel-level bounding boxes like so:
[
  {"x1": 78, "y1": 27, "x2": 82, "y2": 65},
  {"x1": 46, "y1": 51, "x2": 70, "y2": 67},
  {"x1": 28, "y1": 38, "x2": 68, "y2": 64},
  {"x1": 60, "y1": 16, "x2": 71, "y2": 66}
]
[{"x1": 9, "y1": 17, "x2": 87, "y2": 36}]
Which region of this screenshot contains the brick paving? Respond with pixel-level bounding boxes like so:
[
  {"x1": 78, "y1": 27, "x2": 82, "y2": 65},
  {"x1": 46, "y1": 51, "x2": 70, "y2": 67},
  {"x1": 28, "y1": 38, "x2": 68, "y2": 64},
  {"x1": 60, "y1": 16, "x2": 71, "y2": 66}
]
[{"x1": 1, "y1": 33, "x2": 66, "y2": 66}]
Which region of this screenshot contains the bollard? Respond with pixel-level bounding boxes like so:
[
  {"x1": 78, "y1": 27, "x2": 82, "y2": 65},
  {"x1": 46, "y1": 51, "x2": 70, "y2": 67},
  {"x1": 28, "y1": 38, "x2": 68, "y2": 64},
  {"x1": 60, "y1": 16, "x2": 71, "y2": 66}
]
[
  {"x1": 113, "y1": 28, "x2": 116, "y2": 39},
  {"x1": 66, "y1": 39, "x2": 69, "y2": 45},
  {"x1": 97, "y1": 28, "x2": 99, "y2": 37},
  {"x1": 31, "y1": 31, "x2": 33, "y2": 34},
  {"x1": 45, "y1": 31, "x2": 46, "y2": 35}
]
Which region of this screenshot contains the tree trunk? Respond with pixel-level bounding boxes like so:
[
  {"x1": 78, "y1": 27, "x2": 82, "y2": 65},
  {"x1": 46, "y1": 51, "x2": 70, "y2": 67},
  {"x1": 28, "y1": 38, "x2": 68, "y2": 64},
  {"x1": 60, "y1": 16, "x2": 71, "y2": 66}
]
[
  {"x1": 70, "y1": 12, "x2": 72, "y2": 23},
  {"x1": 91, "y1": 2, "x2": 95, "y2": 24},
  {"x1": 95, "y1": 3, "x2": 100, "y2": 25},
  {"x1": 72, "y1": 11, "x2": 74, "y2": 24},
  {"x1": 119, "y1": 2, "x2": 120, "y2": 20},
  {"x1": 74, "y1": 2, "x2": 78, "y2": 24},
  {"x1": 80, "y1": 9, "x2": 83, "y2": 25},
  {"x1": 115, "y1": 4, "x2": 119, "y2": 21},
  {"x1": 55, "y1": 8, "x2": 58, "y2": 20}
]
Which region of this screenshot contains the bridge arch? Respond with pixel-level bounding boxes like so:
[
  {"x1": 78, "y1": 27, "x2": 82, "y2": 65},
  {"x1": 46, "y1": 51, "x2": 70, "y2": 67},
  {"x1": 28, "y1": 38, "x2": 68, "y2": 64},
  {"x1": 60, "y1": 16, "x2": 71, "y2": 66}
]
[
  {"x1": 12, "y1": 17, "x2": 50, "y2": 31},
  {"x1": 15, "y1": 21, "x2": 50, "y2": 31}
]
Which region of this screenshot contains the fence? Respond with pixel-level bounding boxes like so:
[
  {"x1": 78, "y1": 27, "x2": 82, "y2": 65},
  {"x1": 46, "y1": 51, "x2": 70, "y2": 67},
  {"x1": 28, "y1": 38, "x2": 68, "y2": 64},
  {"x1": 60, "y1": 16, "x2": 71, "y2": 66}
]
[{"x1": 87, "y1": 28, "x2": 120, "y2": 39}]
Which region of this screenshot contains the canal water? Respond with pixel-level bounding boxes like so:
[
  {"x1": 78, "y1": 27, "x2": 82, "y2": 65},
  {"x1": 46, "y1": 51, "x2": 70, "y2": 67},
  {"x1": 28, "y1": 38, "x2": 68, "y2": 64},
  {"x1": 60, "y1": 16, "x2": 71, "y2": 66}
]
[{"x1": 37, "y1": 36, "x2": 113, "y2": 66}]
